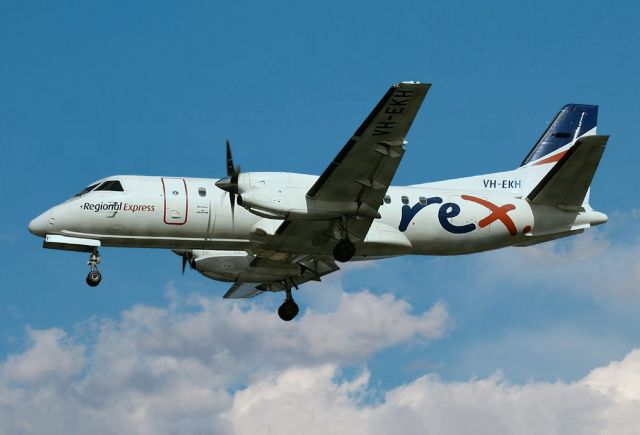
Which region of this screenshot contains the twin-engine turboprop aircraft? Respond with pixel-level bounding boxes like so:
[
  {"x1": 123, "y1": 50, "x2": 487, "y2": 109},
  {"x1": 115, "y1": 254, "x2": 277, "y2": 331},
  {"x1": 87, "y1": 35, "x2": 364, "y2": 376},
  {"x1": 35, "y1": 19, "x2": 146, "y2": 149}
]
[{"x1": 29, "y1": 82, "x2": 609, "y2": 321}]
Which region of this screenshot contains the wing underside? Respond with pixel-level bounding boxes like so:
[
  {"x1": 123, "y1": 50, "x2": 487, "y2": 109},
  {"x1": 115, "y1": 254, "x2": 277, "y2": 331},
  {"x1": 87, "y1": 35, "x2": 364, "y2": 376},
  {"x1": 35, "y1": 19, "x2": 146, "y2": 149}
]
[{"x1": 223, "y1": 255, "x2": 340, "y2": 299}]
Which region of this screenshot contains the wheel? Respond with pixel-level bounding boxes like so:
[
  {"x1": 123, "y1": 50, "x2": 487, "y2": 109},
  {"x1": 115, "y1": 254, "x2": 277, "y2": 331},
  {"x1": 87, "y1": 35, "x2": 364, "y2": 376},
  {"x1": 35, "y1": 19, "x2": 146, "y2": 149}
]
[
  {"x1": 86, "y1": 270, "x2": 102, "y2": 287},
  {"x1": 278, "y1": 300, "x2": 299, "y2": 321},
  {"x1": 333, "y1": 239, "x2": 356, "y2": 262}
]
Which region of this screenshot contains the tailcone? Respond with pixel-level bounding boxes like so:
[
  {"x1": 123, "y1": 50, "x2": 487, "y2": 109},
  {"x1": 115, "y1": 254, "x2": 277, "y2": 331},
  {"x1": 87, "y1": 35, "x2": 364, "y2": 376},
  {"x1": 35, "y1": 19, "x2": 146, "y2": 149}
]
[{"x1": 589, "y1": 210, "x2": 608, "y2": 226}]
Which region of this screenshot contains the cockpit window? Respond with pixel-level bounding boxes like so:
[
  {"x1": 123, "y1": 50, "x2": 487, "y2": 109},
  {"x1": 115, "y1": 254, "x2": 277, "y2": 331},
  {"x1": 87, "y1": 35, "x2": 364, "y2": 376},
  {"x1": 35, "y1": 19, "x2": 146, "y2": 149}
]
[
  {"x1": 74, "y1": 183, "x2": 100, "y2": 197},
  {"x1": 95, "y1": 180, "x2": 124, "y2": 192}
]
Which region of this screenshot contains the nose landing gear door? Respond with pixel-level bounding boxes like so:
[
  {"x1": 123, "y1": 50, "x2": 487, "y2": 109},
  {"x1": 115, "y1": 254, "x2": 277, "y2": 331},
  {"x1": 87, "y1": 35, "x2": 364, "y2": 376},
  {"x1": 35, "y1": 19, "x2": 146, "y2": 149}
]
[{"x1": 162, "y1": 178, "x2": 188, "y2": 225}]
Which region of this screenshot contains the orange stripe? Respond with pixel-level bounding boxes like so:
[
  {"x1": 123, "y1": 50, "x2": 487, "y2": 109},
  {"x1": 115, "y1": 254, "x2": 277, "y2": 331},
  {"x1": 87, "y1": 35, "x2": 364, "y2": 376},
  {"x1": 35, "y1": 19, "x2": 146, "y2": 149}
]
[{"x1": 533, "y1": 149, "x2": 567, "y2": 166}]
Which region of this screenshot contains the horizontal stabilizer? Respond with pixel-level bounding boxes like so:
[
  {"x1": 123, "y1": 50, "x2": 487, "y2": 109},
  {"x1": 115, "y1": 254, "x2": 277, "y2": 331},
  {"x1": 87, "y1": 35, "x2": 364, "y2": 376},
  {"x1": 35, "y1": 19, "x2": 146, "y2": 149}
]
[{"x1": 527, "y1": 135, "x2": 608, "y2": 209}]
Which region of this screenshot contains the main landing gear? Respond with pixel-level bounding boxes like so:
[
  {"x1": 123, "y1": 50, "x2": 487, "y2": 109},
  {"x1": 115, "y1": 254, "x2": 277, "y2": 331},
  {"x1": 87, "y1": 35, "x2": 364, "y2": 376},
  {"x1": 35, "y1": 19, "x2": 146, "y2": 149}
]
[
  {"x1": 86, "y1": 250, "x2": 102, "y2": 287},
  {"x1": 332, "y1": 216, "x2": 356, "y2": 263},
  {"x1": 333, "y1": 238, "x2": 356, "y2": 263},
  {"x1": 277, "y1": 279, "x2": 299, "y2": 321}
]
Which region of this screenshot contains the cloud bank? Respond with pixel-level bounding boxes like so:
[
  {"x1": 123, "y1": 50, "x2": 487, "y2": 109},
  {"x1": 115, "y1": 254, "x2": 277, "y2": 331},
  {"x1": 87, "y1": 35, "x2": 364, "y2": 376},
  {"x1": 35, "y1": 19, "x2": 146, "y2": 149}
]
[
  {"x1": 0, "y1": 288, "x2": 638, "y2": 435},
  {"x1": 0, "y1": 291, "x2": 449, "y2": 434}
]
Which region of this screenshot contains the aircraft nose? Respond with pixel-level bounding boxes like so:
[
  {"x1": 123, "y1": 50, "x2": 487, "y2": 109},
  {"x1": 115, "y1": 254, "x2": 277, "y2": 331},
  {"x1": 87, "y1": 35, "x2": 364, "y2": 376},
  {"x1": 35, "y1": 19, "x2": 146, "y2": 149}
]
[{"x1": 28, "y1": 211, "x2": 50, "y2": 237}]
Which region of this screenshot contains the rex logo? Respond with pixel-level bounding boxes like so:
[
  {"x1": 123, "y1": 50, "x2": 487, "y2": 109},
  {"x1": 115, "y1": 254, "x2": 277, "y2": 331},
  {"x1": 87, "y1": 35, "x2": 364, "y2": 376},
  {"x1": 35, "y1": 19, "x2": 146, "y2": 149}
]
[{"x1": 398, "y1": 195, "x2": 518, "y2": 235}]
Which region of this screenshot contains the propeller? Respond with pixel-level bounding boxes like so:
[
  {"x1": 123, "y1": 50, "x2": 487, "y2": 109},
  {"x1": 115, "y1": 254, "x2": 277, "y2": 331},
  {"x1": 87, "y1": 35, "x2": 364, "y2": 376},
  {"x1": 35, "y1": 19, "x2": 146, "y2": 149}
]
[
  {"x1": 173, "y1": 250, "x2": 195, "y2": 275},
  {"x1": 215, "y1": 139, "x2": 241, "y2": 216}
]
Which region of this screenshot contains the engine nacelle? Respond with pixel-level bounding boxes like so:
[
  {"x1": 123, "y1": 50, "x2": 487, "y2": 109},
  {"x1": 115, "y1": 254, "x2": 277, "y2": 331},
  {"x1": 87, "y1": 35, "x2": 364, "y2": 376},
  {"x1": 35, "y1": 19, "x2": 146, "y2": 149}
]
[
  {"x1": 237, "y1": 187, "x2": 380, "y2": 221},
  {"x1": 191, "y1": 250, "x2": 300, "y2": 283}
]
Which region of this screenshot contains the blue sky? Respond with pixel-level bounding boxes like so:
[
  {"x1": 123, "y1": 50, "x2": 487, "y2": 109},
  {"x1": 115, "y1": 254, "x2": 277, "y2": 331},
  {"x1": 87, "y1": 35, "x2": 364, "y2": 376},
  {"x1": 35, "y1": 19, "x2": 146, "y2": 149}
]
[{"x1": 1, "y1": 1, "x2": 639, "y2": 433}]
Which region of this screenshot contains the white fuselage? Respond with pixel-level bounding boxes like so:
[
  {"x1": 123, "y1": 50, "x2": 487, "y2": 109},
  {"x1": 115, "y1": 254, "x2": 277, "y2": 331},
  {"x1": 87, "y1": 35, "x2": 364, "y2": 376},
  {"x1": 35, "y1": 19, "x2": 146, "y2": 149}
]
[{"x1": 30, "y1": 170, "x2": 607, "y2": 261}]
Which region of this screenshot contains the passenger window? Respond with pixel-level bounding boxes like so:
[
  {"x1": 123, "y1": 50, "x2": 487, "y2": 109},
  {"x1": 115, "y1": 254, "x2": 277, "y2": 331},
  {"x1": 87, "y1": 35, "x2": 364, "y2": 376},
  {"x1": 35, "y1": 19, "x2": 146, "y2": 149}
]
[
  {"x1": 95, "y1": 180, "x2": 124, "y2": 192},
  {"x1": 383, "y1": 195, "x2": 391, "y2": 204},
  {"x1": 419, "y1": 196, "x2": 427, "y2": 206},
  {"x1": 198, "y1": 187, "x2": 207, "y2": 197},
  {"x1": 401, "y1": 195, "x2": 409, "y2": 205}
]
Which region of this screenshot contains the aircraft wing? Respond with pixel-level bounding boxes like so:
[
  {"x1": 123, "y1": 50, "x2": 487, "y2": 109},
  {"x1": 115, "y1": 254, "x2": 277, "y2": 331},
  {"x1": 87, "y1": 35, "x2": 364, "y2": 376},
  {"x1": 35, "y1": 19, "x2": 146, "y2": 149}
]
[
  {"x1": 237, "y1": 83, "x2": 429, "y2": 282},
  {"x1": 307, "y1": 81, "x2": 430, "y2": 211},
  {"x1": 256, "y1": 82, "x2": 430, "y2": 256},
  {"x1": 223, "y1": 255, "x2": 340, "y2": 299}
]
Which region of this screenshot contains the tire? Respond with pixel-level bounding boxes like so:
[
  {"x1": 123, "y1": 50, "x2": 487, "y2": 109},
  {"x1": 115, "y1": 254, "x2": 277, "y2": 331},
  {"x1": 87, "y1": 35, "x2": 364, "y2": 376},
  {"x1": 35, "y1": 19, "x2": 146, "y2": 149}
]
[
  {"x1": 86, "y1": 270, "x2": 102, "y2": 287},
  {"x1": 333, "y1": 239, "x2": 356, "y2": 262},
  {"x1": 278, "y1": 300, "x2": 299, "y2": 321}
]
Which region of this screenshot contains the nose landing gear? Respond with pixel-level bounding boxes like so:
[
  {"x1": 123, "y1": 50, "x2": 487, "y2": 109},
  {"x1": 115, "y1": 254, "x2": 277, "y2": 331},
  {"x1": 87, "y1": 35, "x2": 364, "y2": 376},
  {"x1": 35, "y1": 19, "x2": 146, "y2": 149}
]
[
  {"x1": 277, "y1": 279, "x2": 299, "y2": 321},
  {"x1": 86, "y1": 250, "x2": 102, "y2": 287}
]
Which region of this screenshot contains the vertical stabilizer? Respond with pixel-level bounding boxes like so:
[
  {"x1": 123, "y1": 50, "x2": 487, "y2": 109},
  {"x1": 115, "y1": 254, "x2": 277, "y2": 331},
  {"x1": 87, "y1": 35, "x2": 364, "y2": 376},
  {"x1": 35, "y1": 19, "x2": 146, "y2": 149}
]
[{"x1": 521, "y1": 104, "x2": 598, "y2": 166}]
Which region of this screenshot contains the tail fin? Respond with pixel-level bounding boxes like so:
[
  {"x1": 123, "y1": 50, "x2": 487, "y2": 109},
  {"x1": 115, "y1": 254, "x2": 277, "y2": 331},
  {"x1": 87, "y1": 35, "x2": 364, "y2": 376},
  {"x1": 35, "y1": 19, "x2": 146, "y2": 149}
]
[
  {"x1": 527, "y1": 135, "x2": 608, "y2": 210},
  {"x1": 521, "y1": 104, "x2": 598, "y2": 166}
]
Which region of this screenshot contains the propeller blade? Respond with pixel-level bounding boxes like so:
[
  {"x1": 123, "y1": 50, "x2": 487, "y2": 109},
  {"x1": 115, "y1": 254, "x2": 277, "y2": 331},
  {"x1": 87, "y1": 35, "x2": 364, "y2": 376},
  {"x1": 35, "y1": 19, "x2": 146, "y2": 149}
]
[
  {"x1": 231, "y1": 164, "x2": 240, "y2": 184},
  {"x1": 179, "y1": 251, "x2": 194, "y2": 275},
  {"x1": 172, "y1": 250, "x2": 195, "y2": 275},
  {"x1": 226, "y1": 140, "x2": 234, "y2": 177},
  {"x1": 219, "y1": 139, "x2": 241, "y2": 228},
  {"x1": 217, "y1": 140, "x2": 241, "y2": 194}
]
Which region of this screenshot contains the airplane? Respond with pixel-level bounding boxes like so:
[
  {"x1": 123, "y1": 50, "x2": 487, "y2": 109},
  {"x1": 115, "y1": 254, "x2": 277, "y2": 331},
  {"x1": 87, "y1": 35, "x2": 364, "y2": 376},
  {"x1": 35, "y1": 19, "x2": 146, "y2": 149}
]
[{"x1": 28, "y1": 82, "x2": 609, "y2": 321}]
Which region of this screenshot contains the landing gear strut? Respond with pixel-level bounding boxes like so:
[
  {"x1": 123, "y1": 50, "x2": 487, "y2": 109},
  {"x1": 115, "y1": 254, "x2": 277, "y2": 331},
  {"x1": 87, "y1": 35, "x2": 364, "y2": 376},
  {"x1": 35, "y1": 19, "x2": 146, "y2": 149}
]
[
  {"x1": 277, "y1": 280, "x2": 299, "y2": 321},
  {"x1": 86, "y1": 250, "x2": 102, "y2": 287}
]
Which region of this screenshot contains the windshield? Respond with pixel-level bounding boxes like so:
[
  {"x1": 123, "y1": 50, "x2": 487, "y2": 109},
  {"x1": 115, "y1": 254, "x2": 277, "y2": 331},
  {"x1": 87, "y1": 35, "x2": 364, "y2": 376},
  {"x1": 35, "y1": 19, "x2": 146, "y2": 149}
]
[
  {"x1": 95, "y1": 180, "x2": 124, "y2": 192},
  {"x1": 74, "y1": 183, "x2": 100, "y2": 197}
]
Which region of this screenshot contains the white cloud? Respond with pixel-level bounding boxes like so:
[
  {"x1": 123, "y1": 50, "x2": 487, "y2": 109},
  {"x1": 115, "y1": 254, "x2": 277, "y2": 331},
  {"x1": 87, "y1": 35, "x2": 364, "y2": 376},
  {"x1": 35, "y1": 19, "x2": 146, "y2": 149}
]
[
  {"x1": 228, "y1": 351, "x2": 640, "y2": 435},
  {"x1": 0, "y1": 290, "x2": 450, "y2": 435},
  {"x1": 583, "y1": 349, "x2": 640, "y2": 401},
  {"x1": 0, "y1": 287, "x2": 638, "y2": 435},
  {"x1": 1, "y1": 328, "x2": 84, "y2": 385},
  {"x1": 471, "y1": 230, "x2": 640, "y2": 302}
]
